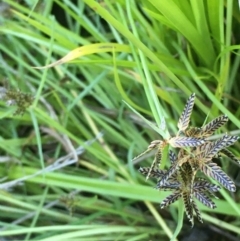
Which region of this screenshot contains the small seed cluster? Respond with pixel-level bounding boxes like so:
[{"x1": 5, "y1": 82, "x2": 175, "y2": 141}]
[
  {"x1": 134, "y1": 93, "x2": 239, "y2": 226},
  {"x1": 0, "y1": 87, "x2": 34, "y2": 115}
]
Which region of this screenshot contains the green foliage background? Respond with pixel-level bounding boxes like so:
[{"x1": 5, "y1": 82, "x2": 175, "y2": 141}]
[{"x1": 0, "y1": 0, "x2": 240, "y2": 240}]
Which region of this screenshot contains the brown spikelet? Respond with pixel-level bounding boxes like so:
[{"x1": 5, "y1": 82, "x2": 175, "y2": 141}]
[
  {"x1": 132, "y1": 140, "x2": 162, "y2": 161},
  {"x1": 179, "y1": 162, "x2": 193, "y2": 186},
  {"x1": 160, "y1": 173, "x2": 180, "y2": 190},
  {"x1": 196, "y1": 135, "x2": 229, "y2": 161},
  {"x1": 193, "y1": 179, "x2": 220, "y2": 199},
  {"x1": 195, "y1": 142, "x2": 212, "y2": 160},
  {"x1": 193, "y1": 180, "x2": 220, "y2": 193},
  {"x1": 201, "y1": 162, "x2": 236, "y2": 192},
  {"x1": 148, "y1": 140, "x2": 164, "y2": 149},
  {"x1": 185, "y1": 127, "x2": 202, "y2": 137},
  {"x1": 138, "y1": 167, "x2": 166, "y2": 178},
  {"x1": 204, "y1": 135, "x2": 239, "y2": 161},
  {"x1": 183, "y1": 192, "x2": 194, "y2": 227},
  {"x1": 146, "y1": 145, "x2": 163, "y2": 179},
  {"x1": 192, "y1": 199, "x2": 203, "y2": 223},
  {"x1": 181, "y1": 162, "x2": 193, "y2": 176},
  {"x1": 169, "y1": 150, "x2": 177, "y2": 163},
  {"x1": 168, "y1": 136, "x2": 205, "y2": 148},
  {"x1": 189, "y1": 158, "x2": 199, "y2": 172},
  {"x1": 178, "y1": 93, "x2": 195, "y2": 132},
  {"x1": 224, "y1": 135, "x2": 239, "y2": 147},
  {"x1": 194, "y1": 191, "x2": 217, "y2": 209},
  {"x1": 177, "y1": 148, "x2": 187, "y2": 159},
  {"x1": 220, "y1": 148, "x2": 240, "y2": 165},
  {"x1": 157, "y1": 162, "x2": 180, "y2": 187},
  {"x1": 160, "y1": 190, "x2": 182, "y2": 209},
  {"x1": 200, "y1": 115, "x2": 228, "y2": 137},
  {"x1": 156, "y1": 173, "x2": 180, "y2": 190}
]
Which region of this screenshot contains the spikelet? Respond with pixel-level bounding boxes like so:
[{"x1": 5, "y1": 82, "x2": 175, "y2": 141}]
[
  {"x1": 138, "y1": 167, "x2": 166, "y2": 178},
  {"x1": 220, "y1": 148, "x2": 240, "y2": 165},
  {"x1": 183, "y1": 192, "x2": 194, "y2": 227},
  {"x1": 160, "y1": 190, "x2": 182, "y2": 209},
  {"x1": 192, "y1": 199, "x2": 203, "y2": 223},
  {"x1": 132, "y1": 140, "x2": 162, "y2": 162},
  {"x1": 193, "y1": 179, "x2": 220, "y2": 193},
  {"x1": 185, "y1": 127, "x2": 202, "y2": 137},
  {"x1": 146, "y1": 143, "x2": 163, "y2": 179},
  {"x1": 200, "y1": 115, "x2": 228, "y2": 137},
  {"x1": 168, "y1": 136, "x2": 205, "y2": 148},
  {"x1": 194, "y1": 191, "x2": 217, "y2": 209},
  {"x1": 177, "y1": 93, "x2": 195, "y2": 132},
  {"x1": 169, "y1": 150, "x2": 177, "y2": 163},
  {"x1": 201, "y1": 162, "x2": 236, "y2": 192}
]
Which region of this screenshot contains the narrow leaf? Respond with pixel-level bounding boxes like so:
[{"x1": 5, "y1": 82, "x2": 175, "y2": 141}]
[
  {"x1": 124, "y1": 101, "x2": 167, "y2": 137},
  {"x1": 33, "y1": 43, "x2": 131, "y2": 69}
]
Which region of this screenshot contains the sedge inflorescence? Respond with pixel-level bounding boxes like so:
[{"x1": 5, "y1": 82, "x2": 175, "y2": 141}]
[
  {"x1": 0, "y1": 87, "x2": 34, "y2": 115},
  {"x1": 134, "y1": 93, "x2": 239, "y2": 226}
]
